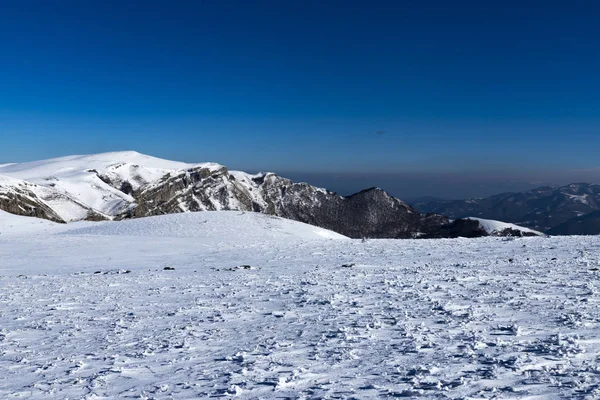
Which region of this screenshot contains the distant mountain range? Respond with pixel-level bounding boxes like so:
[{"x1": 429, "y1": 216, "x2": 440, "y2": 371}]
[
  {"x1": 0, "y1": 151, "x2": 540, "y2": 239},
  {"x1": 414, "y1": 183, "x2": 600, "y2": 235}
]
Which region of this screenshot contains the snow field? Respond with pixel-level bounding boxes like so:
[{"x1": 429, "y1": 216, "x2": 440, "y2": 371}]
[{"x1": 1, "y1": 212, "x2": 600, "y2": 398}]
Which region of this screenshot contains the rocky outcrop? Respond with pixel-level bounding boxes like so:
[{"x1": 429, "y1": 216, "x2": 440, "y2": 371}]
[
  {"x1": 424, "y1": 218, "x2": 541, "y2": 239},
  {"x1": 127, "y1": 165, "x2": 255, "y2": 217},
  {"x1": 263, "y1": 184, "x2": 449, "y2": 239},
  {"x1": 423, "y1": 219, "x2": 488, "y2": 239},
  {"x1": 0, "y1": 179, "x2": 65, "y2": 223}
]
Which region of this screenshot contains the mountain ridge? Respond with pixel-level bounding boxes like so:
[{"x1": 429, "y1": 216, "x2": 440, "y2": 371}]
[
  {"x1": 0, "y1": 151, "x2": 540, "y2": 238},
  {"x1": 414, "y1": 183, "x2": 600, "y2": 234}
]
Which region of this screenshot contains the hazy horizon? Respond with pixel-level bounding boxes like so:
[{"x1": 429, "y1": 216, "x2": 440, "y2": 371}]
[{"x1": 3, "y1": 148, "x2": 600, "y2": 201}]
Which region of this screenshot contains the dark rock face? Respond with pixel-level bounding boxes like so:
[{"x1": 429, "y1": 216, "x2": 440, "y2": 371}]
[
  {"x1": 423, "y1": 219, "x2": 541, "y2": 239},
  {"x1": 129, "y1": 166, "x2": 255, "y2": 217},
  {"x1": 495, "y1": 228, "x2": 539, "y2": 237},
  {"x1": 268, "y1": 186, "x2": 449, "y2": 239},
  {"x1": 119, "y1": 181, "x2": 134, "y2": 196},
  {"x1": 0, "y1": 183, "x2": 65, "y2": 223},
  {"x1": 414, "y1": 183, "x2": 600, "y2": 234},
  {"x1": 423, "y1": 219, "x2": 488, "y2": 239},
  {"x1": 85, "y1": 210, "x2": 109, "y2": 222}
]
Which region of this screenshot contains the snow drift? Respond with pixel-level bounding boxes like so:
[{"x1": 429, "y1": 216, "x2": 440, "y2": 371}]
[{"x1": 63, "y1": 211, "x2": 348, "y2": 241}]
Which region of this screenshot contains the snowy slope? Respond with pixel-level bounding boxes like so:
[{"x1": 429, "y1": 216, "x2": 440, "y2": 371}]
[
  {"x1": 64, "y1": 211, "x2": 348, "y2": 241},
  {"x1": 0, "y1": 173, "x2": 98, "y2": 222},
  {"x1": 466, "y1": 217, "x2": 543, "y2": 236},
  {"x1": 0, "y1": 209, "x2": 61, "y2": 236},
  {"x1": 0, "y1": 174, "x2": 39, "y2": 198},
  {"x1": 0, "y1": 151, "x2": 196, "y2": 180},
  {"x1": 0, "y1": 209, "x2": 346, "y2": 240}
]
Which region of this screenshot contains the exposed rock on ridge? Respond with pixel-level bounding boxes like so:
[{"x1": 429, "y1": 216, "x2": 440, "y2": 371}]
[
  {"x1": 123, "y1": 165, "x2": 450, "y2": 238},
  {"x1": 0, "y1": 177, "x2": 65, "y2": 223}
]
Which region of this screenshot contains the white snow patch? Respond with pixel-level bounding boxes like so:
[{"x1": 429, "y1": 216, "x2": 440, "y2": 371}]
[
  {"x1": 565, "y1": 193, "x2": 590, "y2": 205},
  {"x1": 0, "y1": 210, "x2": 60, "y2": 235},
  {"x1": 466, "y1": 217, "x2": 543, "y2": 236},
  {"x1": 63, "y1": 211, "x2": 348, "y2": 241}
]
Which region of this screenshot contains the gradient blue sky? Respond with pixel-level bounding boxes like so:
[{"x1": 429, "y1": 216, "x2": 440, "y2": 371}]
[{"x1": 1, "y1": 1, "x2": 599, "y2": 199}]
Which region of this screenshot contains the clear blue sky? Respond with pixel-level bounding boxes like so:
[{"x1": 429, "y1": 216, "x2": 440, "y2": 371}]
[{"x1": 1, "y1": 1, "x2": 599, "y2": 198}]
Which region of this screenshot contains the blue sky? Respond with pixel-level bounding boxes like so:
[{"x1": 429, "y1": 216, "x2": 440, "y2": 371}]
[{"x1": 1, "y1": 1, "x2": 599, "y2": 198}]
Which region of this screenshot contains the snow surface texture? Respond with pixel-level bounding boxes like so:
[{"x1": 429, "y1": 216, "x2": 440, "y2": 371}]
[
  {"x1": 466, "y1": 217, "x2": 543, "y2": 236},
  {"x1": 0, "y1": 209, "x2": 65, "y2": 236},
  {"x1": 2, "y1": 211, "x2": 600, "y2": 398},
  {"x1": 63, "y1": 211, "x2": 348, "y2": 241}
]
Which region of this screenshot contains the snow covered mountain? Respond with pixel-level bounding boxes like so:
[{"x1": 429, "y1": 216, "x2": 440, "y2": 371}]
[
  {"x1": 0, "y1": 151, "x2": 537, "y2": 238},
  {"x1": 414, "y1": 183, "x2": 600, "y2": 234},
  {"x1": 0, "y1": 151, "x2": 206, "y2": 221},
  {"x1": 0, "y1": 151, "x2": 445, "y2": 238},
  {"x1": 547, "y1": 209, "x2": 600, "y2": 236},
  {"x1": 0, "y1": 175, "x2": 66, "y2": 222}
]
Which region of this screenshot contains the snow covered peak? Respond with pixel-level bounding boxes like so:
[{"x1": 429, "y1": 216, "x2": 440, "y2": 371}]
[
  {"x1": 0, "y1": 151, "x2": 222, "y2": 180},
  {"x1": 0, "y1": 151, "x2": 226, "y2": 222}
]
